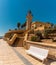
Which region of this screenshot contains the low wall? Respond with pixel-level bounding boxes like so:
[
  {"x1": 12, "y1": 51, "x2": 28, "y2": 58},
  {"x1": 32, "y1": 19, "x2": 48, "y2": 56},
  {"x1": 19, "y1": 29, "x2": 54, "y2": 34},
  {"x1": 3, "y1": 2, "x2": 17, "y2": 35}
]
[
  {"x1": 12, "y1": 38, "x2": 24, "y2": 47},
  {"x1": 24, "y1": 41, "x2": 56, "y2": 60}
]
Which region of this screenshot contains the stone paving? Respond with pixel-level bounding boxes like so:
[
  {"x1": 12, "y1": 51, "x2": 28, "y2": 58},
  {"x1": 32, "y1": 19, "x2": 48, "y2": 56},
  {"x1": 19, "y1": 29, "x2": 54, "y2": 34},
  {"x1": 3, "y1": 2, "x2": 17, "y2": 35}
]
[
  {"x1": 0, "y1": 39, "x2": 55, "y2": 65},
  {"x1": 0, "y1": 39, "x2": 25, "y2": 65},
  {"x1": 14, "y1": 47, "x2": 45, "y2": 65}
]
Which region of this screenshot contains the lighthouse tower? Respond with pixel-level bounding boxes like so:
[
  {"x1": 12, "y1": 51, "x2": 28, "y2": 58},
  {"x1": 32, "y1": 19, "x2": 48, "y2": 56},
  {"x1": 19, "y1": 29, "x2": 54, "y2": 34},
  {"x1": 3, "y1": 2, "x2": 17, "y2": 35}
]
[{"x1": 26, "y1": 10, "x2": 33, "y2": 30}]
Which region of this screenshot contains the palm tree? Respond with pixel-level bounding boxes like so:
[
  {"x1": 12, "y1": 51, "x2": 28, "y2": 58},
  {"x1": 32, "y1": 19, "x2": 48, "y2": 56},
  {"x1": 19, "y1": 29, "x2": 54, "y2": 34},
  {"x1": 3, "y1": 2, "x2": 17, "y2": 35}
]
[
  {"x1": 46, "y1": 22, "x2": 50, "y2": 24},
  {"x1": 21, "y1": 22, "x2": 26, "y2": 28},
  {"x1": 15, "y1": 28, "x2": 17, "y2": 30},
  {"x1": 51, "y1": 23, "x2": 53, "y2": 27},
  {"x1": 17, "y1": 22, "x2": 21, "y2": 29},
  {"x1": 9, "y1": 29, "x2": 11, "y2": 31}
]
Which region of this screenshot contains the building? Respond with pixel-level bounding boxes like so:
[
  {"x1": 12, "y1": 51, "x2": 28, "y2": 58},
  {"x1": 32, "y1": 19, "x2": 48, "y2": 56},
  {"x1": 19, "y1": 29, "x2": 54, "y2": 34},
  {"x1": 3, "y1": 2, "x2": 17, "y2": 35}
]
[
  {"x1": 31, "y1": 21, "x2": 52, "y2": 31},
  {"x1": 26, "y1": 11, "x2": 51, "y2": 31}
]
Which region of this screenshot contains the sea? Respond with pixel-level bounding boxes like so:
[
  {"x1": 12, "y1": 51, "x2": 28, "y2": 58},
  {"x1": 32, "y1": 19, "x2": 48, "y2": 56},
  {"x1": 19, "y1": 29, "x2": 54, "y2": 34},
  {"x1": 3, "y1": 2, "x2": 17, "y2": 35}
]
[{"x1": 0, "y1": 36, "x2": 3, "y2": 39}]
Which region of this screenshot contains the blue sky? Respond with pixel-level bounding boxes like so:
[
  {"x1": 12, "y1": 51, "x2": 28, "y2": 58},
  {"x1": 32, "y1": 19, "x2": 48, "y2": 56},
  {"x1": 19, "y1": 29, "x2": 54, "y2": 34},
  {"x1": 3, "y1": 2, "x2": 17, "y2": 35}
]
[{"x1": 0, "y1": 0, "x2": 56, "y2": 36}]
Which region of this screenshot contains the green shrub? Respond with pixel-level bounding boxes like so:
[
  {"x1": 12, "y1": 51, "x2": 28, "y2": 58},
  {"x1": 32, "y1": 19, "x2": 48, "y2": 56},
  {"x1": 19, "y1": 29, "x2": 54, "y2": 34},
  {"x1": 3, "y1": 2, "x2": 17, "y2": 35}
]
[
  {"x1": 43, "y1": 30, "x2": 48, "y2": 38},
  {"x1": 34, "y1": 30, "x2": 42, "y2": 39},
  {"x1": 31, "y1": 36, "x2": 40, "y2": 42}
]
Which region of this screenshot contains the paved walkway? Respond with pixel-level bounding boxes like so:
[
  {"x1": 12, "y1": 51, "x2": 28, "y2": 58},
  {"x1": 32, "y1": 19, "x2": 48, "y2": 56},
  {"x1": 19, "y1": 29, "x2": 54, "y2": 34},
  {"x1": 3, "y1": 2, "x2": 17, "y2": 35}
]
[
  {"x1": 0, "y1": 39, "x2": 25, "y2": 65},
  {"x1": 0, "y1": 39, "x2": 54, "y2": 65},
  {"x1": 14, "y1": 47, "x2": 45, "y2": 65}
]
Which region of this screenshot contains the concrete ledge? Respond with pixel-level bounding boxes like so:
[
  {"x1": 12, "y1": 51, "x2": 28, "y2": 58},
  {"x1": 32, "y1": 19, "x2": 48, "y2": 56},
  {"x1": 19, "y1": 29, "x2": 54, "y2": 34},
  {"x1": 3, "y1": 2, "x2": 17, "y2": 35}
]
[
  {"x1": 26, "y1": 41, "x2": 56, "y2": 48},
  {"x1": 25, "y1": 40, "x2": 56, "y2": 60}
]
